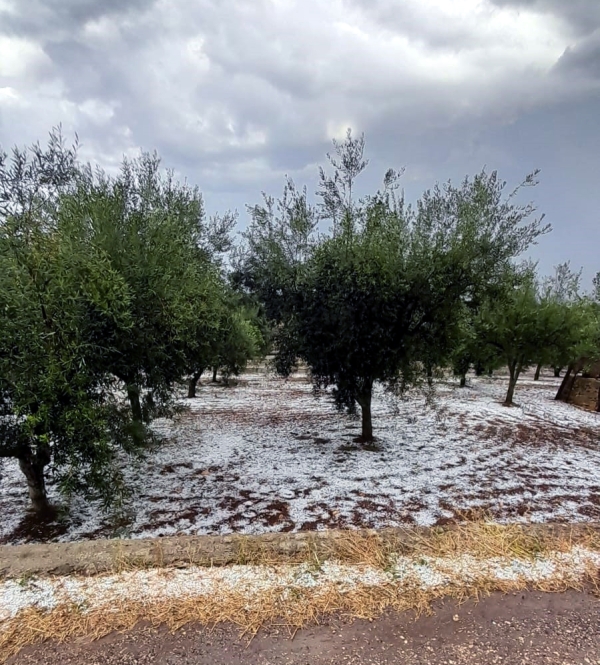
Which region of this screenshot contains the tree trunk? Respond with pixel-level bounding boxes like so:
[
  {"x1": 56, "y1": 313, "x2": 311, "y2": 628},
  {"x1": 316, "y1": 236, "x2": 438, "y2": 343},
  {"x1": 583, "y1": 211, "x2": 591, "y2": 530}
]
[
  {"x1": 534, "y1": 362, "x2": 542, "y2": 381},
  {"x1": 212, "y1": 367, "x2": 218, "y2": 383},
  {"x1": 459, "y1": 374, "x2": 466, "y2": 388},
  {"x1": 553, "y1": 366, "x2": 562, "y2": 378},
  {"x1": 18, "y1": 453, "x2": 50, "y2": 513},
  {"x1": 188, "y1": 370, "x2": 203, "y2": 398},
  {"x1": 357, "y1": 382, "x2": 374, "y2": 441},
  {"x1": 505, "y1": 375, "x2": 517, "y2": 405},
  {"x1": 127, "y1": 384, "x2": 143, "y2": 423},
  {"x1": 504, "y1": 362, "x2": 521, "y2": 406},
  {"x1": 360, "y1": 400, "x2": 373, "y2": 440},
  {"x1": 556, "y1": 364, "x2": 575, "y2": 401}
]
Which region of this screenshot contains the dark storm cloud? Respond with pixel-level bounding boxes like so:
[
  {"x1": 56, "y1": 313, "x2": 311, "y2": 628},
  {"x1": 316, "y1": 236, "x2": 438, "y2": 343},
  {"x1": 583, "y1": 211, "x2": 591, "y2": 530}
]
[
  {"x1": 487, "y1": 1, "x2": 600, "y2": 86},
  {"x1": 554, "y1": 30, "x2": 600, "y2": 79},
  {"x1": 0, "y1": 0, "x2": 154, "y2": 39},
  {"x1": 0, "y1": 0, "x2": 599, "y2": 282},
  {"x1": 0, "y1": 0, "x2": 593, "y2": 173},
  {"x1": 488, "y1": 0, "x2": 600, "y2": 35}
]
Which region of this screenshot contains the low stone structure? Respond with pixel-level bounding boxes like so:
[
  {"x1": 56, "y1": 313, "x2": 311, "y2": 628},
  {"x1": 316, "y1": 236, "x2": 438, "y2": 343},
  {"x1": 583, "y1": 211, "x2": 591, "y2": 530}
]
[
  {"x1": 556, "y1": 357, "x2": 600, "y2": 412},
  {"x1": 564, "y1": 377, "x2": 600, "y2": 412}
]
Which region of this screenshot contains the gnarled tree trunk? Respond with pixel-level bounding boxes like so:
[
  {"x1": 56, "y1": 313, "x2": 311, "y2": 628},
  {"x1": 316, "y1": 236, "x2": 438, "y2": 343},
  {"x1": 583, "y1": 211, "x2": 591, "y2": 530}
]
[
  {"x1": 553, "y1": 366, "x2": 562, "y2": 378},
  {"x1": 18, "y1": 447, "x2": 51, "y2": 513},
  {"x1": 212, "y1": 366, "x2": 218, "y2": 383},
  {"x1": 459, "y1": 374, "x2": 467, "y2": 388},
  {"x1": 534, "y1": 362, "x2": 542, "y2": 381},
  {"x1": 188, "y1": 369, "x2": 204, "y2": 398}
]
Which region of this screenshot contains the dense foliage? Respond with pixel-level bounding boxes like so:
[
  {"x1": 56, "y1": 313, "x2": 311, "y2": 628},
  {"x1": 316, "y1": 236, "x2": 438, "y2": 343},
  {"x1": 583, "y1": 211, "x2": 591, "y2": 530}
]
[
  {"x1": 238, "y1": 132, "x2": 551, "y2": 438},
  {"x1": 475, "y1": 274, "x2": 587, "y2": 405},
  {"x1": 0, "y1": 131, "x2": 252, "y2": 513},
  {"x1": 1, "y1": 126, "x2": 597, "y2": 522}
]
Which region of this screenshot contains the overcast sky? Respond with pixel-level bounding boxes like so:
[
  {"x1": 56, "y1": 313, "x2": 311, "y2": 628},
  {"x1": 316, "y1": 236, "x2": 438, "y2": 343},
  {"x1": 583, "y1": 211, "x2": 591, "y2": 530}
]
[{"x1": 0, "y1": 0, "x2": 598, "y2": 283}]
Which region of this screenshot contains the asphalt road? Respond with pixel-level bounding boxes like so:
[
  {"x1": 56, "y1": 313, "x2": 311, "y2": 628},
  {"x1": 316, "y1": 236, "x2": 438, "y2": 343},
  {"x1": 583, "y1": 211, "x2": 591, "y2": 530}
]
[{"x1": 10, "y1": 591, "x2": 600, "y2": 665}]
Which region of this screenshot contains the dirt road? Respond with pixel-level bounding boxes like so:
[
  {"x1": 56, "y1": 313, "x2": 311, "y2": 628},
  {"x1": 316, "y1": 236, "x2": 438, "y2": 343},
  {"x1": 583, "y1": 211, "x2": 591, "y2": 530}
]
[{"x1": 9, "y1": 590, "x2": 600, "y2": 664}]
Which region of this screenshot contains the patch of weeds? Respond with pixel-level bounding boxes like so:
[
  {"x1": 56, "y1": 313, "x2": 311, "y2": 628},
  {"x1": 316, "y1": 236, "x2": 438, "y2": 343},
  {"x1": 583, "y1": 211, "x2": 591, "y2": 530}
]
[
  {"x1": 382, "y1": 555, "x2": 400, "y2": 576},
  {"x1": 285, "y1": 586, "x2": 305, "y2": 601},
  {"x1": 16, "y1": 572, "x2": 37, "y2": 588},
  {"x1": 306, "y1": 553, "x2": 324, "y2": 575}
]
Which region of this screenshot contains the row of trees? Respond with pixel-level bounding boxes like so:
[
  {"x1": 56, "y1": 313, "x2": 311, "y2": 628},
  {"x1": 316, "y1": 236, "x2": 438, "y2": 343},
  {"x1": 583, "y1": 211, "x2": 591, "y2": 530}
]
[
  {"x1": 234, "y1": 131, "x2": 599, "y2": 438},
  {"x1": 451, "y1": 263, "x2": 600, "y2": 405},
  {"x1": 1, "y1": 128, "x2": 598, "y2": 516},
  {"x1": 0, "y1": 131, "x2": 265, "y2": 513}
]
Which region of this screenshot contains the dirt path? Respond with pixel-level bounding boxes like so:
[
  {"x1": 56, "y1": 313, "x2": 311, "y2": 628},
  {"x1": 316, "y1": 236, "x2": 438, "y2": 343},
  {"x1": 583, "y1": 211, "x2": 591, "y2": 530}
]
[{"x1": 9, "y1": 591, "x2": 600, "y2": 664}]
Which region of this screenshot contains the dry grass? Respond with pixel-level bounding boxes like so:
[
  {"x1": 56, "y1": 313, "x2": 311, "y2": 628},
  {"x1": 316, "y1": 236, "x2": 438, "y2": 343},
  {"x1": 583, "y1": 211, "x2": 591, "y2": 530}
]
[
  {"x1": 224, "y1": 518, "x2": 600, "y2": 570},
  {"x1": 1, "y1": 566, "x2": 598, "y2": 663},
  {"x1": 2, "y1": 518, "x2": 600, "y2": 663},
  {"x1": 400, "y1": 516, "x2": 600, "y2": 559}
]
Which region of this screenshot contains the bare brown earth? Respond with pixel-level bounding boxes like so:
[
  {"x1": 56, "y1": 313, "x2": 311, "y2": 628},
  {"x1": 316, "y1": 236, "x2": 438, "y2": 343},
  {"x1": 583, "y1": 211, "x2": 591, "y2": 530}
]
[{"x1": 9, "y1": 591, "x2": 600, "y2": 665}]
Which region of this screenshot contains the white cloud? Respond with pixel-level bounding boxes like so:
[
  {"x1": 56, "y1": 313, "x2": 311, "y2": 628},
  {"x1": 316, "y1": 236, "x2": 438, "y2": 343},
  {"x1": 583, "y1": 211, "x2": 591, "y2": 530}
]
[
  {"x1": 0, "y1": 87, "x2": 22, "y2": 107},
  {"x1": 0, "y1": 0, "x2": 599, "y2": 281},
  {"x1": 0, "y1": 0, "x2": 589, "y2": 170},
  {"x1": 0, "y1": 35, "x2": 50, "y2": 78},
  {"x1": 78, "y1": 99, "x2": 117, "y2": 124}
]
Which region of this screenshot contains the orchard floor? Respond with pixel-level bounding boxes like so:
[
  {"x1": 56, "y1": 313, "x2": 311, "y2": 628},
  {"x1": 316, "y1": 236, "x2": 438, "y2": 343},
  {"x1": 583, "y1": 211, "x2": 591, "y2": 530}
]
[{"x1": 1, "y1": 370, "x2": 599, "y2": 545}]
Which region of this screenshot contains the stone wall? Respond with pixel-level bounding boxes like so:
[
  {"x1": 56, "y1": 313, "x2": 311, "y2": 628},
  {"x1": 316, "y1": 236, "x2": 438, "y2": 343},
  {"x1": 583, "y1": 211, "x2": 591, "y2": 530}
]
[
  {"x1": 567, "y1": 377, "x2": 600, "y2": 412},
  {"x1": 582, "y1": 359, "x2": 600, "y2": 379}
]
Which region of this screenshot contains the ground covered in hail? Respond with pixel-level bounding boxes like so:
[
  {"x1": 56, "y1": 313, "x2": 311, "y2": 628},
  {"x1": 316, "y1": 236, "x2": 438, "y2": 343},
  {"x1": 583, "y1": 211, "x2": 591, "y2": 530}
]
[{"x1": 1, "y1": 370, "x2": 599, "y2": 545}]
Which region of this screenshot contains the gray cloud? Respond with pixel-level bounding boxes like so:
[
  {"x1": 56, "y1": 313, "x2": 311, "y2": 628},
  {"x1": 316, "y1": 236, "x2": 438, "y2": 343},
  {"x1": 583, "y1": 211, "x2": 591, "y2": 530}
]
[
  {"x1": 0, "y1": 0, "x2": 599, "y2": 282},
  {"x1": 0, "y1": 0, "x2": 153, "y2": 39},
  {"x1": 554, "y1": 29, "x2": 600, "y2": 79},
  {"x1": 489, "y1": 0, "x2": 600, "y2": 35}
]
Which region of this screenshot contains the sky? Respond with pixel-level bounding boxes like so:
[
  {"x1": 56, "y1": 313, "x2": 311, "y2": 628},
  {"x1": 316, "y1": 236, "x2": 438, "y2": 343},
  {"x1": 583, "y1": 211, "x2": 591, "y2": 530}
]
[{"x1": 0, "y1": 0, "x2": 598, "y2": 283}]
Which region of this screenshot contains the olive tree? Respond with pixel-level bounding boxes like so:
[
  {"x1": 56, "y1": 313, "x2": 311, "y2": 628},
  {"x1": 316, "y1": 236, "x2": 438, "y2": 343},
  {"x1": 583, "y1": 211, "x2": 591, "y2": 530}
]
[
  {"x1": 186, "y1": 293, "x2": 266, "y2": 397},
  {"x1": 533, "y1": 262, "x2": 582, "y2": 379},
  {"x1": 0, "y1": 131, "x2": 227, "y2": 512},
  {"x1": 555, "y1": 295, "x2": 600, "y2": 402},
  {"x1": 0, "y1": 132, "x2": 138, "y2": 512},
  {"x1": 64, "y1": 153, "x2": 225, "y2": 424},
  {"x1": 451, "y1": 313, "x2": 502, "y2": 386},
  {"x1": 477, "y1": 274, "x2": 587, "y2": 405},
  {"x1": 242, "y1": 132, "x2": 549, "y2": 439}
]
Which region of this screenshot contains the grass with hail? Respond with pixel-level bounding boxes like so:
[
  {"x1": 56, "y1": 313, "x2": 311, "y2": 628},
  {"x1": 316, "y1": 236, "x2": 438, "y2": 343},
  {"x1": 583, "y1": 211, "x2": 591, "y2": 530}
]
[{"x1": 1, "y1": 520, "x2": 600, "y2": 662}]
